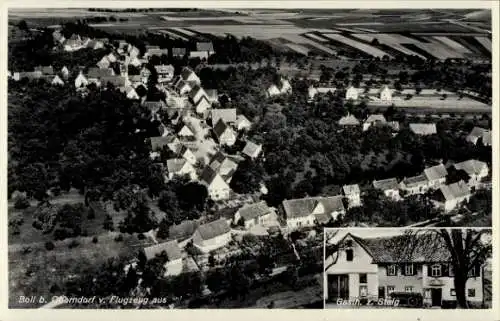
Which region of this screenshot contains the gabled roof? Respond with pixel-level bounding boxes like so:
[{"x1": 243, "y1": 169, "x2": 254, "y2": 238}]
[
  {"x1": 180, "y1": 67, "x2": 196, "y2": 81},
  {"x1": 178, "y1": 124, "x2": 195, "y2": 137},
  {"x1": 379, "y1": 85, "x2": 391, "y2": 93},
  {"x1": 196, "y1": 219, "x2": 231, "y2": 240},
  {"x1": 143, "y1": 100, "x2": 167, "y2": 112},
  {"x1": 188, "y1": 85, "x2": 206, "y2": 99},
  {"x1": 34, "y1": 65, "x2": 54, "y2": 75},
  {"x1": 172, "y1": 47, "x2": 187, "y2": 56},
  {"x1": 155, "y1": 64, "x2": 174, "y2": 73},
  {"x1": 373, "y1": 178, "x2": 399, "y2": 191},
  {"x1": 283, "y1": 195, "x2": 345, "y2": 219},
  {"x1": 424, "y1": 164, "x2": 448, "y2": 181},
  {"x1": 100, "y1": 76, "x2": 127, "y2": 87},
  {"x1": 401, "y1": 174, "x2": 428, "y2": 188},
  {"x1": 200, "y1": 165, "x2": 219, "y2": 185},
  {"x1": 342, "y1": 184, "x2": 360, "y2": 195},
  {"x1": 409, "y1": 123, "x2": 437, "y2": 135},
  {"x1": 236, "y1": 114, "x2": 251, "y2": 126},
  {"x1": 87, "y1": 67, "x2": 114, "y2": 78},
  {"x1": 196, "y1": 42, "x2": 215, "y2": 52},
  {"x1": 211, "y1": 108, "x2": 237, "y2": 125},
  {"x1": 438, "y1": 181, "x2": 471, "y2": 201},
  {"x1": 150, "y1": 135, "x2": 178, "y2": 151},
  {"x1": 205, "y1": 89, "x2": 218, "y2": 101},
  {"x1": 143, "y1": 240, "x2": 182, "y2": 261},
  {"x1": 146, "y1": 48, "x2": 169, "y2": 56},
  {"x1": 338, "y1": 114, "x2": 360, "y2": 126},
  {"x1": 454, "y1": 159, "x2": 488, "y2": 177},
  {"x1": 242, "y1": 141, "x2": 262, "y2": 158},
  {"x1": 238, "y1": 201, "x2": 272, "y2": 221},
  {"x1": 468, "y1": 126, "x2": 488, "y2": 139},
  {"x1": 343, "y1": 233, "x2": 451, "y2": 263},
  {"x1": 213, "y1": 119, "x2": 232, "y2": 138},
  {"x1": 51, "y1": 75, "x2": 64, "y2": 85},
  {"x1": 167, "y1": 158, "x2": 188, "y2": 173}
]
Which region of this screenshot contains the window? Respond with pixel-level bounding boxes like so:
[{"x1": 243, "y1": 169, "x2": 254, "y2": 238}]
[
  {"x1": 405, "y1": 264, "x2": 414, "y2": 276},
  {"x1": 359, "y1": 285, "x2": 368, "y2": 297},
  {"x1": 360, "y1": 274, "x2": 367, "y2": 284},
  {"x1": 450, "y1": 289, "x2": 456, "y2": 296},
  {"x1": 468, "y1": 266, "x2": 477, "y2": 277},
  {"x1": 404, "y1": 286, "x2": 414, "y2": 293},
  {"x1": 346, "y1": 249, "x2": 353, "y2": 261},
  {"x1": 449, "y1": 264, "x2": 454, "y2": 277},
  {"x1": 431, "y1": 264, "x2": 442, "y2": 277},
  {"x1": 387, "y1": 286, "x2": 395, "y2": 294},
  {"x1": 468, "y1": 289, "x2": 476, "y2": 297},
  {"x1": 387, "y1": 265, "x2": 397, "y2": 276}
]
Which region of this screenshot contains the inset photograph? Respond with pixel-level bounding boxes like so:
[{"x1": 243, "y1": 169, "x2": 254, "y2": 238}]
[{"x1": 324, "y1": 228, "x2": 492, "y2": 309}]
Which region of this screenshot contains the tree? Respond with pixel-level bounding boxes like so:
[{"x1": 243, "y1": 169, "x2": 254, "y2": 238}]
[
  {"x1": 229, "y1": 159, "x2": 265, "y2": 194},
  {"x1": 156, "y1": 218, "x2": 170, "y2": 239},
  {"x1": 103, "y1": 214, "x2": 114, "y2": 231},
  {"x1": 14, "y1": 194, "x2": 30, "y2": 209},
  {"x1": 395, "y1": 229, "x2": 491, "y2": 309}
]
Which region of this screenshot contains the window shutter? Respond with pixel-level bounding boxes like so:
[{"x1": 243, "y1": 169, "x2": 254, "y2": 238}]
[
  {"x1": 427, "y1": 264, "x2": 432, "y2": 276},
  {"x1": 386, "y1": 265, "x2": 390, "y2": 276},
  {"x1": 399, "y1": 264, "x2": 404, "y2": 276},
  {"x1": 442, "y1": 264, "x2": 449, "y2": 277}
]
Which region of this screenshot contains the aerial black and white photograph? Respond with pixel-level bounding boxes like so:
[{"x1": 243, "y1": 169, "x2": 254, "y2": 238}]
[
  {"x1": 324, "y1": 228, "x2": 492, "y2": 309},
  {"x1": 5, "y1": 4, "x2": 494, "y2": 310}
]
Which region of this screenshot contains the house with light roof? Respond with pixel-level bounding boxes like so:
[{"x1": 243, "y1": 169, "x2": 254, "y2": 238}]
[
  {"x1": 142, "y1": 240, "x2": 183, "y2": 276},
  {"x1": 342, "y1": 184, "x2": 361, "y2": 208},
  {"x1": 233, "y1": 201, "x2": 276, "y2": 229},
  {"x1": 432, "y1": 180, "x2": 471, "y2": 212},
  {"x1": 166, "y1": 158, "x2": 197, "y2": 181},
  {"x1": 453, "y1": 160, "x2": 489, "y2": 188},
  {"x1": 282, "y1": 195, "x2": 345, "y2": 229},
  {"x1": 192, "y1": 219, "x2": 231, "y2": 253},
  {"x1": 424, "y1": 164, "x2": 448, "y2": 190},
  {"x1": 373, "y1": 178, "x2": 400, "y2": 201},
  {"x1": 345, "y1": 86, "x2": 359, "y2": 100},
  {"x1": 242, "y1": 141, "x2": 262, "y2": 159},
  {"x1": 200, "y1": 166, "x2": 231, "y2": 201},
  {"x1": 466, "y1": 127, "x2": 491, "y2": 146}
]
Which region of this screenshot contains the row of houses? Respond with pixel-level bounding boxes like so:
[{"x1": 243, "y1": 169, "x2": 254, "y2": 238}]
[
  {"x1": 144, "y1": 42, "x2": 215, "y2": 61},
  {"x1": 338, "y1": 113, "x2": 438, "y2": 136}
]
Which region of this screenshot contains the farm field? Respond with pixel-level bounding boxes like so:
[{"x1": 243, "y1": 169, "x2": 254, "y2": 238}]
[{"x1": 9, "y1": 8, "x2": 491, "y2": 60}]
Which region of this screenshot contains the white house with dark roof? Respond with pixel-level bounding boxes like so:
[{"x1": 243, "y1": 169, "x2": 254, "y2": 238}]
[
  {"x1": 177, "y1": 145, "x2": 197, "y2": 165},
  {"x1": 192, "y1": 219, "x2": 232, "y2": 253},
  {"x1": 189, "y1": 85, "x2": 209, "y2": 104},
  {"x1": 342, "y1": 184, "x2": 361, "y2": 208},
  {"x1": 213, "y1": 120, "x2": 236, "y2": 146},
  {"x1": 155, "y1": 64, "x2": 175, "y2": 83},
  {"x1": 308, "y1": 86, "x2": 336, "y2": 101},
  {"x1": 74, "y1": 72, "x2": 88, "y2": 88},
  {"x1": 196, "y1": 42, "x2": 216, "y2": 56},
  {"x1": 142, "y1": 240, "x2": 183, "y2": 276},
  {"x1": 233, "y1": 201, "x2": 276, "y2": 229},
  {"x1": 267, "y1": 78, "x2": 292, "y2": 97},
  {"x1": 409, "y1": 123, "x2": 437, "y2": 136},
  {"x1": 189, "y1": 51, "x2": 209, "y2": 60},
  {"x1": 282, "y1": 195, "x2": 345, "y2": 229},
  {"x1": 97, "y1": 56, "x2": 111, "y2": 69},
  {"x1": 175, "y1": 80, "x2": 193, "y2": 96},
  {"x1": 178, "y1": 124, "x2": 195, "y2": 138},
  {"x1": 399, "y1": 174, "x2": 429, "y2": 196},
  {"x1": 200, "y1": 166, "x2": 231, "y2": 201},
  {"x1": 177, "y1": 67, "x2": 201, "y2": 86},
  {"x1": 123, "y1": 86, "x2": 139, "y2": 100},
  {"x1": 432, "y1": 180, "x2": 471, "y2": 212},
  {"x1": 194, "y1": 96, "x2": 212, "y2": 115},
  {"x1": 424, "y1": 164, "x2": 448, "y2": 189},
  {"x1": 325, "y1": 232, "x2": 484, "y2": 307},
  {"x1": 209, "y1": 152, "x2": 239, "y2": 183},
  {"x1": 242, "y1": 141, "x2": 262, "y2": 159},
  {"x1": 373, "y1": 178, "x2": 400, "y2": 201},
  {"x1": 466, "y1": 127, "x2": 491, "y2": 146},
  {"x1": 61, "y1": 66, "x2": 70, "y2": 79},
  {"x1": 51, "y1": 75, "x2": 65, "y2": 86},
  {"x1": 453, "y1": 160, "x2": 489, "y2": 188},
  {"x1": 166, "y1": 158, "x2": 197, "y2": 181}
]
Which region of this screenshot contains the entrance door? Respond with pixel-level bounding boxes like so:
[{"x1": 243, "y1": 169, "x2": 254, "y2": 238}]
[
  {"x1": 431, "y1": 288, "x2": 442, "y2": 307},
  {"x1": 378, "y1": 286, "x2": 386, "y2": 298},
  {"x1": 328, "y1": 274, "x2": 349, "y2": 300}
]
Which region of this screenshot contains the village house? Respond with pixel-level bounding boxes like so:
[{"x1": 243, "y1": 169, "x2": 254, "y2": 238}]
[
  {"x1": 143, "y1": 100, "x2": 167, "y2": 116},
  {"x1": 177, "y1": 145, "x2": 197, "y2": 165},
  {"x1": 233, "y1": 201, "x2": 276, "y2": 229},
  {"x1": 177, "y1": 67, "x2": 201, "y2": 86},
  {"x1": 196, "y1": 42, "x2": 216, "y2": 56},
  {"x1": 379, "y1": 85, "x2": 392, "y2": 101},
  {"x1": 157, "y1": 123, "x2": 170, "y2": 137},
  {"x1": 192, "y1": 219, "x2": 232, "y2": 253},
  {"x1": 466, "y1": 127, "x2": 492, "y2": 146},
  {"x1": 338, "y1": 114, "x2": 360, "y2": 126},
  {"x1": 189, "y1": 85, "x2": 209, "y2": 104},
  {"x1": 308, "y1": 86, "x2": 336, "y2": 101},
  {"x1": 325, "y1": 232, "x2": 484, "y2": 307},
  {"x1": 242, "y1": 141, "x2": 263, "y2": 159},
  {"x1": 373, "y1": 178, "x2": 400, "y2": 201},
  {"x1": 52, "y1": 30, "x2": 66, "y2": 44},
  {"x1": 142, "y1": 240, "x2": 183, "y2": 276},
  {"x1": 51, "y1": 75, "x2": 65, "y2": 86},
  {"x1": 194, "y1": 96, "x2": 212, "y2": 116},
  {"x1": 235, "y1": 114, "x2": 252, "y2": 131},
  {"x1": 122, "y1": 86, "x2": 139, "y2": 100},
  {"x1": 145, "y1": 48, "x2": 169, "y2": 59},
  {"x1": 282, "y1": 195, "x2": 345, "y2": 229},
  {"x1": 424, "y1": 164, "x2": 448, "y2": 189},
  {"x1": 12, "y1": 71, "x2": 43, "y2": 81},
  {"x1": 200, "y1": 166, "x2": 232, "y2": 201},
  {"x1": 342, "y1": 184, "x2": 361, "y2": 208},
  {"x1": 63, "y1": 34, "x2": 85, "y2": 52},
  {"x1": 127, "y1": 45, "x2": 140, "y2": 58},
  {"x1": 140, "y1": 67, "x2": 151, "y2": 84},
  {"x1": 172, "y1": 47, "x2": 187, "y2": 57},
  {"x1": 178, "y1": 124, "x2": 196, "y2": 139},
  {"x1": 209, "y1": 152, "x2": 239, "y2": 183},
  {"x1": 432, "y1": 180, "x2": 471, "y2": 212},
  {"x1": 345, "y1": 86, "x2": 359, "y2": 100},
  {"x1": 61, "y1": 66, "x2": 70, "y2": 79},
  {"x1": 213, "y1": 120, "x2": 237, "y2": 146},
  {"x1": 211, "y1": 108, "x2": 237, "y2": 126},
  {"x1": 363, "y1": 114, "x2": 387, "y2": 131},
  {"x1": 453, "y1": 160, "x2": 489, "y2": 188},
  {"x1": 399, "y1": 174, "x2": 429, "y2": 196},
  {"x1": 267, "y1": 78, "x2": 292, "y2": 97},
  {"x1": 35, "y1": 65, "x2": 54, "y2": 75},
  {"x1": 100, "y1": 76, "x2": 130, "y2": 89},
  {"x1": 166, "y1": 158, "x2": 197, "y2": 181},
  {"x1": 189, "y1": 51, "x2": 209, "y2": 60},
  {"x1": 74, "y1": 72, "x2": 89, "y2": 88},
  {"x1": 87, "y1": 67, "x2": 115, "y2": 86},
  {"x1": 409, "y1": 123, "x2": 437, "y2": 136},
  {"x1": 205, "y1": 89, "x2": 219, "y2": 104},
  {"x1": 86, "y1": 39, "x2": 104, "y2": 50},
  {"x1": 150, "y1": 135, "x2": 181, "y2": 154},
  {"x1": 155, "y1": 64, "x2": 175, "y2": 84}
]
